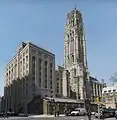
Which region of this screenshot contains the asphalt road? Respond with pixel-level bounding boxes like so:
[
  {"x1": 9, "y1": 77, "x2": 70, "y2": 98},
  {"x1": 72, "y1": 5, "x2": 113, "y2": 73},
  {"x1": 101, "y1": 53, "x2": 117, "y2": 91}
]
[{"x1": 0, "y1": 116, "x2": 115, "y2": 120}]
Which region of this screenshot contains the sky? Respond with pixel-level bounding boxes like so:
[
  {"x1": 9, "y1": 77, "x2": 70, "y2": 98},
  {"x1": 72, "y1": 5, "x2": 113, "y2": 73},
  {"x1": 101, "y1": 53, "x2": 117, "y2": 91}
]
[{"x1": 0, "y1": 0, "x2": 117, "y2": 96}]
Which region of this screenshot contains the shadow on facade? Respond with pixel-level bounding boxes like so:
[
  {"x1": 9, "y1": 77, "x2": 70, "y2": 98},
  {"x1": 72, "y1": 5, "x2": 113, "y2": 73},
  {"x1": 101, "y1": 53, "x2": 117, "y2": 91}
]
[
  {"x1": 28, "y1": 95, "x2": 43, "y2": 114},
  {"x1": 4, "y1": 75, "x2": 30, "y2": 113}
]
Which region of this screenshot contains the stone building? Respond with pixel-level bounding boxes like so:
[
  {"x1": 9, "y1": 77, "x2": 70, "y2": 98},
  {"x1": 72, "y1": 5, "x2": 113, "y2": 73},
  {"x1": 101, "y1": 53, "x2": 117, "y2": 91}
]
[
  {"x1": 102, "y1": 86, "x2": 117, "y2": 109},
  {"x1": 89, "y1": 76, "x2": 104, "y2": 103},
  {"x1": 63, "y1": 8, "x2": 89, "y2": 103},
  {"x1": 55, "y1": 66, "x2": 64, "y2": 97},
  {"x1": 4, "y1": 42, "x2": 55, "y2": 114}
]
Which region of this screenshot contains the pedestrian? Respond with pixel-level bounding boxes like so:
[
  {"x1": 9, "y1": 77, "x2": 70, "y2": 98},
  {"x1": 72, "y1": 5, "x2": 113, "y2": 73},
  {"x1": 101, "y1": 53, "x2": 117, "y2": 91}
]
[
  {"x1": 87, "y1": 108, "x2": 91, "y2": 120},
  {"x1": 54, "y1": 106, "x2": 56, "y2": 117},
  {"x1": 115, "y1": 109, "x2": 117, "y2": 119}
]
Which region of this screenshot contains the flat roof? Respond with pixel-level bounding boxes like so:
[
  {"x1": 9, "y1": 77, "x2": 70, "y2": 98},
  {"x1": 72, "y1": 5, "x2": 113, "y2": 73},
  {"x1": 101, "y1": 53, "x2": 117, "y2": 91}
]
[{"x1": 44, "y1": 97, "x2": 84, "y2": 103}]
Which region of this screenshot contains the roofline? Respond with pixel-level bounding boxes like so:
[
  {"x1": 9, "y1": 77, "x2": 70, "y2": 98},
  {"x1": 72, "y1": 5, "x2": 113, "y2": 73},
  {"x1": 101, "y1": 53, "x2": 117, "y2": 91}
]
[{"x1": 28, "y1": 42, "x2": 55, "y2": 57}]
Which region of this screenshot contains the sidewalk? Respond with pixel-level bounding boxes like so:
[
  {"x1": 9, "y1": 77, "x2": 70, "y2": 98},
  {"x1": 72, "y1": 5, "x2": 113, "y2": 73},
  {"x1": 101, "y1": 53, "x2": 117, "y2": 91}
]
[
  {"x1": 29, "y1": 114, "x2": 65, "y2": 118},
  {"x1": 105, "y1": 118, "x2": 116, "y2": 120}
]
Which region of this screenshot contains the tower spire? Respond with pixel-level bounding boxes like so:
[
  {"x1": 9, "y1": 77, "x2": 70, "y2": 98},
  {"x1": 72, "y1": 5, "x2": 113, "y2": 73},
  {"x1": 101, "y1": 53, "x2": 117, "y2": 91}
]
[{"x1": 74, "y1": 3, "x2": 77, "y2": 10}]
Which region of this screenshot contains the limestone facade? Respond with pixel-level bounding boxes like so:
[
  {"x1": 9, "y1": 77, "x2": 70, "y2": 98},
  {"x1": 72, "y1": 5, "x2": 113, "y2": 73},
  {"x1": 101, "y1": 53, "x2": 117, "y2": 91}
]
[{"x1": 4, "y1": 42, "x2": 55, "y2": 112}]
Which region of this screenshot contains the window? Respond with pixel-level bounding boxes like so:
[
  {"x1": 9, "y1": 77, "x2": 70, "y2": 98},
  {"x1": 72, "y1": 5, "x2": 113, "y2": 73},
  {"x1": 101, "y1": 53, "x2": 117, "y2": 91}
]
[
  {"x1": 44, "y1": 54, "x2": 48, "y2": 59},
  {"x1": 20, "y1": 55, "x2": 22, "y2": 60},
  {"x1": 67, "y1": 34, "x2": 69, "y2": 39},
  {"x1": 26, "y1": 70, "x2": 28, "y2": 75},
  {"x1": 74, "y1": 68, "x2": 76, "y2": 76},
  {"x1": 69, "y1": 20, "x2": 70, "y2": 24},
  {"x1": 32, "y1": 49, "x2": 36, "y2": 54},
  {"x1": 6, "y1": 73, "x2": 8, "y2": 76},
  {"x1": 45, "y1": 85, "x2": 47, "y2": 89},
  {"x1": 23, "y1": 52, "x2": 25, "y2": 57},
  {"x1": 113, "y1": 89, "x2": 116, "y2": 92},
  {"x1": 23, "y1": 58, "x2": 25, "y2": 64},
  {"x1": 73, "y1": 19, "x2": 74, "y2": 26},
  {"x1": 39, "y1": 78, "x2": 41, "y2": 87},
  {"x1": 26, "y1": 56, "x2": 28, "y2": 61},
  {"x1": 39, "y1": 72, "x2": 41, "y2": 76},
  {"x1": 50, "y1": 63, "x2": 52, "y2": 67},
  {"x1": 50, "y1": 81, "x2": 52, "y2": 84},
  {"x1": 39, "y1": 58, "x2": 42, "y2": 64},
  {"x1": 32, "y1": 56, "x2": 35, "y2": 62},
  {"x1": 72, "y1": 54, "x2": 74, "y2": 62},
  {"x1": 26, "y1": 63, "x2": 28, "y2": 68},
  {"x1": 20, "y1": 61, "x2": 22, "y2": 66},
  {"x1": 45, "y1": 74, "x2": 47, "y2": 78},
  {"x1": 108, "y1": 90, "x2": 111, "y2": 93},
  {"x1": 45, "y1": 61, "x2": 48, "y2": 66},
  {"x1": 26, "y1": 49, "x2": 28, "y2": 54},
  {"x1": 32, "y1": 76, "x2": 35, "y2": 81},
  {"x1": 32, "y1": 56, "x2": 35, "y2": 75}
]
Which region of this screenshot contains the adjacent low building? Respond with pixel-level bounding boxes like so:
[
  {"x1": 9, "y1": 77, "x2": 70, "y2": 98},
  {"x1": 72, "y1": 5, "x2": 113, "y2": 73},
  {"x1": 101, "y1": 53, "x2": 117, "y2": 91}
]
[
  {"x1": 89, "y1": 76, "x2": 105, "y2": 103},
  {"x1": 55, "y1": 66, "x2": 64, "y2": 97},
  {"x1": 102, "y1": 86, "x2": 117, "y2": 109}
]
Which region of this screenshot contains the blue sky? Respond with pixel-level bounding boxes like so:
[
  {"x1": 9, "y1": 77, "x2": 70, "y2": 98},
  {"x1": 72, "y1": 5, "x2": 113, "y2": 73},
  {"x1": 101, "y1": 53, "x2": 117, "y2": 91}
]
[{"x1": 0, "y1": 0, "x2": 117, "y2": 96}]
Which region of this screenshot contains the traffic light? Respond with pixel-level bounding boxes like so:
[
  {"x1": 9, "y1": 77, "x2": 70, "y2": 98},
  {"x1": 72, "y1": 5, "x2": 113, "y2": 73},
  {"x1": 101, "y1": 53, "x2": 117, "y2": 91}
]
[{"x1": 96, "y1": 97, "x2": 99, "y2": 103}]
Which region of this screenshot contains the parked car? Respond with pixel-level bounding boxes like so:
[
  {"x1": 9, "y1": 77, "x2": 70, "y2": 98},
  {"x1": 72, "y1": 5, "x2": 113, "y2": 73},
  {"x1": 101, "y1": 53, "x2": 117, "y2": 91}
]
[
  {"x1": 95, "y1": 109, "x2": 110, "y2": 119},
  {"x1": 106, "y1": 108, "x2": 116, "y2": 117},
  {"x1": 18, "y1": 113, "x2": 28, "y2": 117},
  {"x1": 71, "y1": 108, "x2": 87, "y2": 116}
]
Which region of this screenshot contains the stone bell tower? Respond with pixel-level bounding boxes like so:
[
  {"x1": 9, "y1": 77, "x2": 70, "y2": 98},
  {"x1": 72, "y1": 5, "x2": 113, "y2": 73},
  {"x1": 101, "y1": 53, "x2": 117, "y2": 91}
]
[{"x1": 63, "y1": 8, "x2": 88, "y2": 101}]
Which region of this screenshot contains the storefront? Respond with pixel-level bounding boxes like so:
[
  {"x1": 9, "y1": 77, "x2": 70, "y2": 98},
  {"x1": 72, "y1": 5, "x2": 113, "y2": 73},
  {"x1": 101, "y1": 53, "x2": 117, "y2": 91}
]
[{"x1": 43, "y1": 97, "x2": 84, "y2": 114}]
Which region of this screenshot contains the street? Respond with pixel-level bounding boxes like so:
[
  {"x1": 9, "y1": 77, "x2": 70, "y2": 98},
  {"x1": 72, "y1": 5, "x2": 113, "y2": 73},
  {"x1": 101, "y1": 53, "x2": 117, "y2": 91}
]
[{"x1": 0, "y1": 116, "x2": 115, "y2": 120}]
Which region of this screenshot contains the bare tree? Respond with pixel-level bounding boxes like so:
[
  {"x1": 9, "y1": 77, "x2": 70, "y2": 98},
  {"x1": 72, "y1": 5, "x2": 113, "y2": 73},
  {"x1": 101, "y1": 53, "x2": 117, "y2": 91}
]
[{"x1": 109, "y1": 72, "x2": 117, "y2": 83}]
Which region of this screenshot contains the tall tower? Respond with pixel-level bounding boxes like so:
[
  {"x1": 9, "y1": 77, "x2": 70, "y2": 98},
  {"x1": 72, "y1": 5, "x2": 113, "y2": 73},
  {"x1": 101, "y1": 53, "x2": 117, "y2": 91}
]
[{"x1": 63, "y1": 8, "x2": 88, "y2": 100}]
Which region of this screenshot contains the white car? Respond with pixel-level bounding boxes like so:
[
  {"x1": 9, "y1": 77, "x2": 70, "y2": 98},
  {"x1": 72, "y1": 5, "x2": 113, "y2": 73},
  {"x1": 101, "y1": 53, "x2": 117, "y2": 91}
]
[
  {"x1": 91, "y1": 112, "x2": 96, "y2": 115},
  {"x1": 71, "y1": 108, "x2": 87, "y2": 116}
]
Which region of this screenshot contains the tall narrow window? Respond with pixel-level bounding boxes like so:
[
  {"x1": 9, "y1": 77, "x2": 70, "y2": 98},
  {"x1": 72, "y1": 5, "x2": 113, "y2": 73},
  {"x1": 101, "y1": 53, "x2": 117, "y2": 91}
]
[
  {"x1": 32, "y1": 56, "x2": 36, "y2": 82},
  {"x1": 39, "y1": 58, "x2": 42, "y2": 87},
  {"x1": 74, "y1": 68, "x2": 76, "y2": 76},
  {"x1": 72, "y1": 54, "x2": 74, "y2": 62}
]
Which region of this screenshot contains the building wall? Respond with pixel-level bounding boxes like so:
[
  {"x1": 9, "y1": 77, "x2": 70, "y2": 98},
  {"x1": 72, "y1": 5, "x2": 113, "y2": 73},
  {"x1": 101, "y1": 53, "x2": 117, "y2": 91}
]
[
  {"x1": 4, "y1": 42, "x2": 55, "y2": 112},
  {"x1": 55, "y1": 66, "x2": 64, "y2": 97},
  {"x1": 89, "y1": 76, "x2": 104, "y2": 103},
  {"x1": 63, "y1": 8, "x2": 88, "y2": 100},
  {"x1": 102, "y1": 86, "x2": 117, "y2": 109}
]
